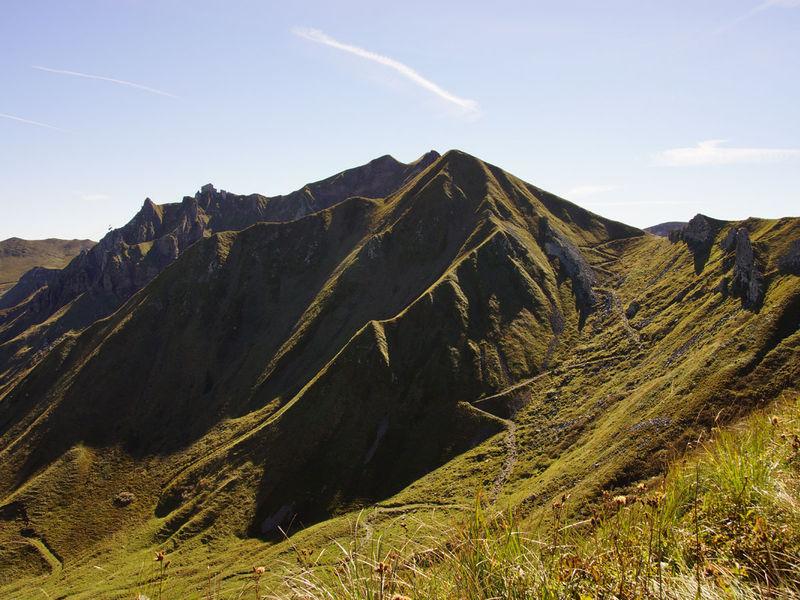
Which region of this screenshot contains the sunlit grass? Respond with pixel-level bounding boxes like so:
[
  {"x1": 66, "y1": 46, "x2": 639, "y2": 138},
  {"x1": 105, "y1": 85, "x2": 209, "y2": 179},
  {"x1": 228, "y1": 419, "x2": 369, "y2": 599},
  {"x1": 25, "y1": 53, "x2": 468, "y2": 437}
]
[{"x1": 252, "y1": 397, "x2": 800, "y2": 599}]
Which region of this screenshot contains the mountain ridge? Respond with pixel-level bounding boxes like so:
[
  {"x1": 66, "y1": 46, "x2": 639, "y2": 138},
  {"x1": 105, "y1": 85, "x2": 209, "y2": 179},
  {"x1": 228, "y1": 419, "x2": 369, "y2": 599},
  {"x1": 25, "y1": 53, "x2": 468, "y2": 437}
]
[
  {"x1": 0, "y1": 150, "x2": 798, "y2": 598},
  {"x1": 0, "y1": 151, "x2": 441, "y2": 390},
  {"x1": 0, "y1": 237, "x2": 94, "y2": 300}
]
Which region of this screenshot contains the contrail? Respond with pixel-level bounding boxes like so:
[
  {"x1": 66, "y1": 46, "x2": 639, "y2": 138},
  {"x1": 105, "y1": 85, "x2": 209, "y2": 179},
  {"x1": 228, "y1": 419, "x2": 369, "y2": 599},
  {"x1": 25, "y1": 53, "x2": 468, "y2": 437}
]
[
  {"x1": 32, "y1": 65, "x2": 178, "y2": 99},
  {"x1": 293, "y1": 27, "x2": 479, "y2": 115},
  {"x1": 0, "y1": 112, "x2": 69, "y2": 132},
  {"x1": 715, "y1": 0, "x2": 800, "y2": 33}
]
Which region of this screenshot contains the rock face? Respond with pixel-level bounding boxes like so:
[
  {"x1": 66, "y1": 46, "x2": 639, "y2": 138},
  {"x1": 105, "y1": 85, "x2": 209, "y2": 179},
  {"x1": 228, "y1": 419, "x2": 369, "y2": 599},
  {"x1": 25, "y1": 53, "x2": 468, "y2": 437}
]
[
  {"x1": 0, "y1": 266, "x2": 61, "y2": 310},
  {"x1": 5, "y1": 150, "x2": 800, "y2": 597},
  {"x1": 0, "y1": 150, "x2": 651, "y2": 570},
  {"x1": 0, "y1": 237, "x2": 95, "y2": 297},
  {"x1": 0, "y1": 152, "x2": 440, "y2": 383},
  {"x1": 728, "y1": 228, "x2": 765, "y2": 310},
  {"x1": 779, "y1": 240, "x2": 800, "y2": 275},
  {"x1": 540, "y1": 216, "x2": 597, "y2": 318},
  {"x1": 669, "y1": 214, "x2": 727, "y2": 273},
  {"x1": 720, "y1": 226, "x2": 738, "y2": 252}
]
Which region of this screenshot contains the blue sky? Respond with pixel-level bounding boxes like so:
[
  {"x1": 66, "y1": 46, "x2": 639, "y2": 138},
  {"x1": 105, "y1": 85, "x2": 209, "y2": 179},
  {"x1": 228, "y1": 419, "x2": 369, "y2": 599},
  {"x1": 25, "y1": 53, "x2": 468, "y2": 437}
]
[{"x1": 1, "y1": 0, "x2": 798, "y2": 241}]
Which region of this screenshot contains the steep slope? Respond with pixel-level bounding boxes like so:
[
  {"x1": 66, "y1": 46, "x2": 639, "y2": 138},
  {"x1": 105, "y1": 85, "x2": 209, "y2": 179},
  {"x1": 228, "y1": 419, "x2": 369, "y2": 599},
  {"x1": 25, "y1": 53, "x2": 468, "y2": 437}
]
[
  {"x1": 0, "y1": 238, "x2": 94, "y2": 299},
  {"x1": 0, "y1": 152, "x2": 798, "y2": 598},
  {"x1": 0, "y1": 152, "x2": 439, "y2": 391},
  {"x1": 0, "y1": 151, "x2": 639, "y2": 584}
]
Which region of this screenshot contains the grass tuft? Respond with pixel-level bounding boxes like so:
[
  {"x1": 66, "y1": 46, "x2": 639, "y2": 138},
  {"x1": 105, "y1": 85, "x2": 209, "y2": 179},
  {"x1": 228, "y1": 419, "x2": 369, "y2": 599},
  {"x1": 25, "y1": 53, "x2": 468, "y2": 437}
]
[{"x1": 248, "y1": 397, "x2": 800, "y2": 599}]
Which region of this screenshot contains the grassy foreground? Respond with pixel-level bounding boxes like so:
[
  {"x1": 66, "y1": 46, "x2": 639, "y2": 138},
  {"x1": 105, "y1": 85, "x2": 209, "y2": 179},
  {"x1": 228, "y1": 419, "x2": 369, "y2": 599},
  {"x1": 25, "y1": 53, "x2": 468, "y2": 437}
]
[{"x1": 128, "y1": 395, "x2": 800, "y2": 600}]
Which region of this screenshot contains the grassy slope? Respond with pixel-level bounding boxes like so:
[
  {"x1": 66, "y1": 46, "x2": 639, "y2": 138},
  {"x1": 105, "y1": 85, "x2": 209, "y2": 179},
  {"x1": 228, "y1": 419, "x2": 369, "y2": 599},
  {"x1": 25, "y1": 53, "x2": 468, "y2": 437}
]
[
  {"x1": 0, "y1": 238, "x2": 94, "y2": 295},
  {"x1": 0, "y1": 155, "x2": 798, "y2": 598},
  {"x1": 0, "y1": 153, "x2": 435, "y2": 393},
  {"x1": 259, "y1": 393, "x2": 800, "y2": 600}
]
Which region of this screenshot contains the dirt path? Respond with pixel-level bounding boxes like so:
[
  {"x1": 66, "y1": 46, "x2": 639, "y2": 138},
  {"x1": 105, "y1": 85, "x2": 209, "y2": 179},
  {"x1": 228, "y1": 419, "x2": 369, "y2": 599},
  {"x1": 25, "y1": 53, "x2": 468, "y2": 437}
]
[
  {"x1": 26, "y1": 536, "x2": 63, "y2": 575},
  {"x1": 490, "y1": 421, "x2": 517, "y2": 501},
  {"x1": 609, "y1": 290, "x2": 641, "y2": 346}
]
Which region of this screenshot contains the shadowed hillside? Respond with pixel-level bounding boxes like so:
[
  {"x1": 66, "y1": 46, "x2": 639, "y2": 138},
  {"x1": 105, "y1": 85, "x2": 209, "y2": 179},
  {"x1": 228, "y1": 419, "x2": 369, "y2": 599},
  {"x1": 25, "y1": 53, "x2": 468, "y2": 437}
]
[
  {"x1": 0, "y1": 151, "x2": 798, "y2": 598},
  {"x1": 0, "y1": 152, "x2": 439, "y2": 393},
  {"x1": 0, "y1": 238, "x2": 94, "y2": 300}
]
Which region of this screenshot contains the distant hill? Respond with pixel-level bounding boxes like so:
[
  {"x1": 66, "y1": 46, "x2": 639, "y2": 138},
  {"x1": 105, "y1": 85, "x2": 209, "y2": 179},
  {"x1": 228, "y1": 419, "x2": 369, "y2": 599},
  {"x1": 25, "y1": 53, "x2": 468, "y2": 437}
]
[
  {"x1": 644, "y1": 221, "x2": 687, "y2": 237},
  {"x1": 0, "y1": 152, "x2": 798, "y2": 598},
  {"x1": 0, "y1": 238, "x2": 94, "y2": 297}
]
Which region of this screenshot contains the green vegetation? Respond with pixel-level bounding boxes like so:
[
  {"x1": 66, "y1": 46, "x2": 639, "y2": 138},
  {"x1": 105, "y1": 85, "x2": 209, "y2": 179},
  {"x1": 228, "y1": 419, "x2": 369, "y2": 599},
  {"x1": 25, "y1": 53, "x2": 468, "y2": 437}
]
[
  {"x1": 49, "y1": 394, "x2": 800, "y2": 599},
  {"x1": 277, "y1": 395, "x2": 800, "y2": 600},
  {"x1": 0, "y1": 237, "x2": 94, "y2": 295},
  {"x1": 0, "y1": 151, "x2": 798, "y2": 598}
]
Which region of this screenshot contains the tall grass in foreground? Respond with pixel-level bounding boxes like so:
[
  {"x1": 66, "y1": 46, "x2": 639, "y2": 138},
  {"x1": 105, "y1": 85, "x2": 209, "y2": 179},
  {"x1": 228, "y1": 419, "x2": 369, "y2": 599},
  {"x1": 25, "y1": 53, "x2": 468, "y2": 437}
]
[{"x1": 140, "y1": 398, "x2": 800, "y2": 599}]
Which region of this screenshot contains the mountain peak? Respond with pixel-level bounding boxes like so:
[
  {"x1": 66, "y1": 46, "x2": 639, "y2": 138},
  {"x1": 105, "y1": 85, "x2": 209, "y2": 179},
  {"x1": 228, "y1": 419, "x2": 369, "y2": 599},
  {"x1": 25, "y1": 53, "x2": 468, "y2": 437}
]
[{"x1": 2, "y1": 152, "x2": 800, "y2": 597}]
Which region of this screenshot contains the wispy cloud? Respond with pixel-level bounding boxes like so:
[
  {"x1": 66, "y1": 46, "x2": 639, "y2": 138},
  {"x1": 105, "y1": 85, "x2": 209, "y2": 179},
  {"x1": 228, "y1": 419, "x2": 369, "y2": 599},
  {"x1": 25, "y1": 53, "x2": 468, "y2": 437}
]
[
  {"x1": 0, "y1": 112, "x2": 69, "y2": 132},
  {"x1": 32, "y1": 65, "x2": 178, "y2": 99},
  {"x1": 655, "y1": 140, "x2": 800, "y2": 167},
  {"x1": 566, "y1": 184, "x2": 618, "y2": 199},
  {"x1": 292, "y1": 27, "x2": 479, "y2": 116},
  {"x1": 716, "y1": 0, "x2": 800, "y2": 33}
]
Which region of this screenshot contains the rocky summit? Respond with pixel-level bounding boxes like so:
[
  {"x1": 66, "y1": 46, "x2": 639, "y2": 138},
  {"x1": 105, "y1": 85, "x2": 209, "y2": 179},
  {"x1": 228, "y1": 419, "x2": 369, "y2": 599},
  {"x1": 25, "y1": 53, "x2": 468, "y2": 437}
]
[
  {"x1": 0, "y1": 151, "x2": 799, "y2": 598},
  {"x1": 0, "y1": 152, "x2": 439, "y2": 389}
]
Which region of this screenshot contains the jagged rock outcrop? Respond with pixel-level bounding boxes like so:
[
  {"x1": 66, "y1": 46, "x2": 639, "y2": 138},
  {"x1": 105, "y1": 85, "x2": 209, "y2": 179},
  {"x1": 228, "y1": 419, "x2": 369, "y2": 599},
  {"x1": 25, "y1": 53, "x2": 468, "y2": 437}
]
[
  {"x1": 0, "y1": 149, "x2": 644, "y2": 561},
  {"x1": 4, "y1": 150, "x2": 800, "y2": 598},
  {"x1": 779, "y1": 240, "x2": 800, "y2": 275},
  {"x1": 0, "y1": 266, "x2": 61, "y2": 310},
  {"x1": 0, "y1": 152, "x2": 439, "y2": 383},
  {"x1": 681, "y1": 214, "x2": 718, "y2": 250},
  {"x1": 669, "y1": 214, "x2": 727, "y2": 273},
  {"x1": 540, "y1": 216, "x2": 597, "y2": 318},
  {"x1": 727, "y1": 228, "x2": 765, "y2": 310},
  {"x1": 720, "y1": 226, "x2": 738, "y2": 252},
  {"x1": 0, "y1": 237, "x2": 94, "y2": 297}
]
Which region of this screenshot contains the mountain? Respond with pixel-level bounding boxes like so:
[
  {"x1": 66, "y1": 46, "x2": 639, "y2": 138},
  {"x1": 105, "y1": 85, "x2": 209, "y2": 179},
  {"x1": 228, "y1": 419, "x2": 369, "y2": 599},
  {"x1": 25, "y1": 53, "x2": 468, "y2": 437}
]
[
  {"x1": 644, "y1": 221, "x2": 687, "y2": 237},
  {"x1": 0, "y1": 238, "x2": 94, "y2": 299},
  {"x1": 0, "y1": 151, "x2": 439, "y2": 390},
  {"x1": 0, "y1": 151, "x2": 798, "y2": 598}
]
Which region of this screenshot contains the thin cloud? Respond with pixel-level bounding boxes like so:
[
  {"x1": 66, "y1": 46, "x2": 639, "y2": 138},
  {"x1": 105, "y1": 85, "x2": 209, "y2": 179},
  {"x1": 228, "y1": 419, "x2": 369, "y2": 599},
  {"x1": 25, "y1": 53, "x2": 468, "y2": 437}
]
[
  {"x1": 566, "y1": 184, "x2": 618, "y2": 199},
  {"x1": 655, "y1": 140, "x2": 800, "y2": 167},
  {"x1": 0, "y1": 112, "x2": 69, "y2": 132},
  {"x1": 32, "y1": 65, "x2": 178, "y2": 99},
  {"x1": 292, "y1": 27, "x2": 479, "y2": 116},
  {"x1": 716, "y1": 0, "x2": 800, "y2": 33}
]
